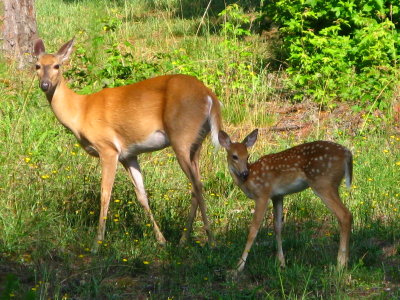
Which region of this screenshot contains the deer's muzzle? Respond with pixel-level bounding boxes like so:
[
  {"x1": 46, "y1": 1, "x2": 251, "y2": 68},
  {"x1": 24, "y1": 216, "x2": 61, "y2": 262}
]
[
  {"x1": 239, "y1": 170, "x2": 249, "y2": 180},
  {"x1": 40, "y1": 81, "x2": 51, "y2": 92}
]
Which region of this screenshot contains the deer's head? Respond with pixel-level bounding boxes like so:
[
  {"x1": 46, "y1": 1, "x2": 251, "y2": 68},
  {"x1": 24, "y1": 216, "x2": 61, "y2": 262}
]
[
  {"x1": 218, "y1": 129, "x2": 258, "y2": 181},
  {"x1": 33, "y1": 39, "x2": 74, "y2": 94}
]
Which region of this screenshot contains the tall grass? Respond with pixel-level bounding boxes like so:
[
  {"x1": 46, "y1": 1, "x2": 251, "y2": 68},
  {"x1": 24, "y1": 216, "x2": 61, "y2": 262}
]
[{"x1": 0, "y1": 0, "x2": 399, "y2": 298}]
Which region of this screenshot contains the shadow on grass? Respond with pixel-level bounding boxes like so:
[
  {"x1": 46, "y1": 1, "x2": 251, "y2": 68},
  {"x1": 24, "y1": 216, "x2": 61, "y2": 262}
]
[
  {"x1": 57, "y1": 219, "x2": 400, "y2": 297},
  {"x1": 104, "y1": 219, "x2": 400, "y2": 298},
  {"x1": 175, "y1": 0, "x2": 262, "y2": 19},
  {"x1": 0, "y1": 254, "x2": 36, "y2": 300},
  {"x1": 1, "y1": 200, "x2": 399, "y2": 299}
]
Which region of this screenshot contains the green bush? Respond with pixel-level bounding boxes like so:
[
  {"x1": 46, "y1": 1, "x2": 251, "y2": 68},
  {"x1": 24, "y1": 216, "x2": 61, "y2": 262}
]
[{"x1": 263, "y1": 0, "x2": 399, "y2": 109}]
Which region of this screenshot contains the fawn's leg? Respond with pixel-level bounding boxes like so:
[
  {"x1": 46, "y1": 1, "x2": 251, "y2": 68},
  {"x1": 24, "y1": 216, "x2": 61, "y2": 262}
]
[
  {"x1": 272, "y1": 196, "x2": 285, "y2": 267},
  {"x1": 237, "y1": 196, "x2": 270, "y2": 272}
]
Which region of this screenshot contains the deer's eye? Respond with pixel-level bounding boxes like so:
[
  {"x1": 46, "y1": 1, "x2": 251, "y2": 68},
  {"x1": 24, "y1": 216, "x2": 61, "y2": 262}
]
[
  {"x1": 54, "y1": 64, "x2": 60, "y2": 70},
  {"x1": 232, "y1": 154, "x2": 238, "y2": 160},
  {"x1": 35, "y1": 64, "x2": 40, "y2": 70}
]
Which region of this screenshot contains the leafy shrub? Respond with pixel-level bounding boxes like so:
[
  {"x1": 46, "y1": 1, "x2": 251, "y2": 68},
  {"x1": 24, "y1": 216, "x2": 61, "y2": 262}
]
[
  {"x1": 64, "y1": 38, "x2": 161, "y2": 92},
  {"x1": 263, "y1": 0, "x2": 399, "y2": 109},
  {"x1": 99, "y1": 42, "x2": 160, "y2": 88},
  {"x1": 218, "y1": 3, "x2": 251, "y2": 39}
]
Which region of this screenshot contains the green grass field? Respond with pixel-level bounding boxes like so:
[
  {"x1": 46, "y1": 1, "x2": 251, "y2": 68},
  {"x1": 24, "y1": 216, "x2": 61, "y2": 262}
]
[{"x1": 0, "y1": 0, "x2": 399, "y2": 299}]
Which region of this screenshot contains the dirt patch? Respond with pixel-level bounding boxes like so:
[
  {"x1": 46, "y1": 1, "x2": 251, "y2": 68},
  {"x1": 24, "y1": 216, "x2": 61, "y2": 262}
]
[
  {"x1": 266, "y1": 101, "x2": 367, "y2": 139},
  {"x1": 224, "y1": 100, "x2": 385, "y2": 146}
]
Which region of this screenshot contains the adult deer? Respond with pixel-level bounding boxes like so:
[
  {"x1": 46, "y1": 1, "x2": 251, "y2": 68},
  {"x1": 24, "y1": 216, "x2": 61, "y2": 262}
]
[
  {"x1": 218, "y1": 129, "x2": 353, "y2": 273},
  {"x1": 33, "y1": 38, "x2": 222, "y2": 251}
]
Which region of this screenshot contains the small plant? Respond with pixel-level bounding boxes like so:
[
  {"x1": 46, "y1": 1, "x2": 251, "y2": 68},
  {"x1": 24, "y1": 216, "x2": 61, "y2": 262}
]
[
  {"x1": 63, "y1": 44, "x2": 95, "y2": 91},
  {"x1": 99, "y1": 42, "x2": 160, "y2": 88},
  {"x1": 65, "y1": 39, "x2": 161, "y2": 91},
  {"x1": 101, "y1": 11, "x2": 122, "y2": 32},
  {"x1": 219, "y1": 4, "x2": 251, "y2": 40}
]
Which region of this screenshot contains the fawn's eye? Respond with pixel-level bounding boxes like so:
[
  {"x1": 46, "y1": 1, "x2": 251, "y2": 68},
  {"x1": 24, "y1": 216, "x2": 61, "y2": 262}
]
[
  {"x1": 35, "y1": 64, "x2": 40, "y2": 70},
  {"x1": 232, "y1": 154, "x2": 238, "y2": 160},
  {"x1": 54, "y1": 64, "x2": 60, "y2": 70}
]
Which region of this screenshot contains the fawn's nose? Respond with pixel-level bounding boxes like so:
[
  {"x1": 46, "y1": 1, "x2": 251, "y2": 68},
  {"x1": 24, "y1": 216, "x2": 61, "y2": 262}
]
[
  {"x1": 40, "y1": 81, "x2": 51, "y2": 92},
  {"x1": 240, "y1": 170, "x2": 249, "y2": 180}
]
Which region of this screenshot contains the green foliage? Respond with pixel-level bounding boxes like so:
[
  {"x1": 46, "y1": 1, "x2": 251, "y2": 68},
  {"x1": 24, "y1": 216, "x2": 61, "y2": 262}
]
[
  {"x1": 263, "y1": 0, "x2": 399, "y2": 108},
  {"x1": 65, "y1": 37, "x2": 161, "y2": 91},
  {"x1": 99, "y1": 41, "x2": 160, "y2": 88},
  {"x1": 101, "y1": 14, "x2": 122, "y2": 32},
  {"x1": 219, "y1": 3, "x2": 251, "y2": 39}
]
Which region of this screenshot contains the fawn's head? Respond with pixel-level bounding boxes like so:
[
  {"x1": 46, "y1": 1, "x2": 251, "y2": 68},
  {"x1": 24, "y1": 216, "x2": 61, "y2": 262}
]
[
  {"x1": 218, "y1": 129, "x2": 258, "y2": 181},
  {"x1": 33, "y1": 39, "x2": 74, "y2": 93}
]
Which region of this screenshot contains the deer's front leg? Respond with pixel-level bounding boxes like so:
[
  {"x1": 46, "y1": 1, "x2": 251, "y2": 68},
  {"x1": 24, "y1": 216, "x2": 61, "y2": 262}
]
[
  {"x1": 236, "y1": 196, "x2": 270, "y2": 272},
  {"x1": 92, "y1": 152, "x2": 118, "y2": 253}
]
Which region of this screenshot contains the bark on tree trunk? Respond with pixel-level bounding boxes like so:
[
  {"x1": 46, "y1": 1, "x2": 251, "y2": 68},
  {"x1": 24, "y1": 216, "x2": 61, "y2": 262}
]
[{"x1": 1, "y1": 0, "x2": 38, "y2": 68}]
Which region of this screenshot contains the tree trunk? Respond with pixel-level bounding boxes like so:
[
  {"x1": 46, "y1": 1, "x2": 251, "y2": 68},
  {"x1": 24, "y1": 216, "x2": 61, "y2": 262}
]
[{"x1": 1, "y1": 0, "x2": 38, "y2": 68}]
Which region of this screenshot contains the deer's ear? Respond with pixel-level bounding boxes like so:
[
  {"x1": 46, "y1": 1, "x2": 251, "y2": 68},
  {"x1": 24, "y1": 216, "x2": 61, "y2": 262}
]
[
  {"x1": 242, "y1": 129, "x2": 258, "y2": 148},
  {"x1": 218, "y1": 130, "x2": 232, "y2": 149},
  {"x1": 33, "y1": 39, "x2": 45, "y2": 56},
  {"x1": 57, "y1": 38, "x2": 75, "y2": 63}
]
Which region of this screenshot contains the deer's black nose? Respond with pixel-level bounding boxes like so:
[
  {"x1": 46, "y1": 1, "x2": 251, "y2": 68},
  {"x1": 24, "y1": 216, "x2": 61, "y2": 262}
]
[
  {"x1": 240, "y1": 170, "x2": 249, "y2": 180},
  {"x1": 40, "y1": 81, "x2": 51, "y2": 92}
]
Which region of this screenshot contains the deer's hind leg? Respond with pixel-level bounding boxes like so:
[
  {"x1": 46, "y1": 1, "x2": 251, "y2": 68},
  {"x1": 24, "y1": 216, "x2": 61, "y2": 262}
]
[{"x1": 310, "y1": 181, "x2": 352, "y2": 268}]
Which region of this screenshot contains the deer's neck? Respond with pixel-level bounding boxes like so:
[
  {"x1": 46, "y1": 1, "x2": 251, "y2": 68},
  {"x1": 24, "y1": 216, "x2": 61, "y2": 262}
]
[{"x1": 46, "y1": 78, "x2": 85, "y2": 137}]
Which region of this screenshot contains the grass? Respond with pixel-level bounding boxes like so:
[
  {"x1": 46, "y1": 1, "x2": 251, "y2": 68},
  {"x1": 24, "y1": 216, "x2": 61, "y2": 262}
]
[{"x1": 0, "y1": 0, "x2": 399, "y2": 299}]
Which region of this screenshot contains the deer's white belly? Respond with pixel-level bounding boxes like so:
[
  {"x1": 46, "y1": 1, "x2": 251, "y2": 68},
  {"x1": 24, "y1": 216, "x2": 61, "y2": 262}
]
[
  {"x1": 272, "y1": 178, "x2": 309, "y2": 197},
  {"x1": 120, "y1": 130, "x2": 170, "y2": 159}
]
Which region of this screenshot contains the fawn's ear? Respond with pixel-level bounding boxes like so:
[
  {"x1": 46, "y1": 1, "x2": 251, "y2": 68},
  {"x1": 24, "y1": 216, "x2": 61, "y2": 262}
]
[
  {"x1": 242, "y1": 129, "x2": 258, "y2": 148},
  {"x1": 57, "y1": 38, "x2": 75, "y2": 63},
  {"x1": 218, "y1": 130, "x2": 232, "y2": 149},
  {"x1": 33, "y1": 39, "x2": 45, "y2": 56}
]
